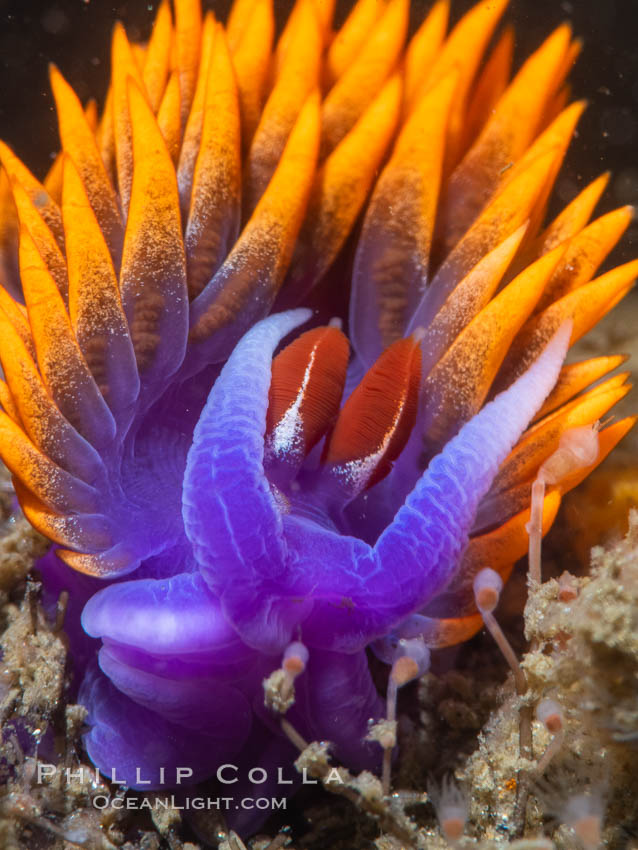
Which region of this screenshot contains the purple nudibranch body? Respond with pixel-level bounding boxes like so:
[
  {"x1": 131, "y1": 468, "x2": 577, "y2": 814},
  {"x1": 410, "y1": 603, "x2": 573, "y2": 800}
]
[{"x1": 71, "y1": 314, "x2": 569, "y2": 810}]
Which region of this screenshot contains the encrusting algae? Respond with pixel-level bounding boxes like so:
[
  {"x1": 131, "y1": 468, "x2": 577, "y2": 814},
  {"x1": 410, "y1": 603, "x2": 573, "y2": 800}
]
[{"x1": 0, "y1": 0, "x2": 637, "y2": 847}]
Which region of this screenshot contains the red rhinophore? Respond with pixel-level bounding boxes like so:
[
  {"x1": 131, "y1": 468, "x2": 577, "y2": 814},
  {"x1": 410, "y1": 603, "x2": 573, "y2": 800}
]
[
  {"x1": 323, "y1": 336, "x2": 422, "y2": 490},
  {"x1": 266, "y1": 326, "x2": 349, "y2": 462}
]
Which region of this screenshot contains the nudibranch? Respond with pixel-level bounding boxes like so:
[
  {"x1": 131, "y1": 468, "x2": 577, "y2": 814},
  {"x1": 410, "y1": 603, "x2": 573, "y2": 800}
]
[{"x1": 0, "y1": 0, "x2": 636, "y2": 833}]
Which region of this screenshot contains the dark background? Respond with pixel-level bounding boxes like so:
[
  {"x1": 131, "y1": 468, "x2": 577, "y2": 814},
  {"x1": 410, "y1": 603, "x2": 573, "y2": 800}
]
[{"x1": 0, "y1": 0, "x2": 636, "y2": 260}]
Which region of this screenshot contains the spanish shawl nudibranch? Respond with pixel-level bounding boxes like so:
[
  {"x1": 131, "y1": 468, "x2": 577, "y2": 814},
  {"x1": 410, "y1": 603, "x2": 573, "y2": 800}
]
[{"x1": 0, "y1": 0, "x2": 636, "y2": 832}]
